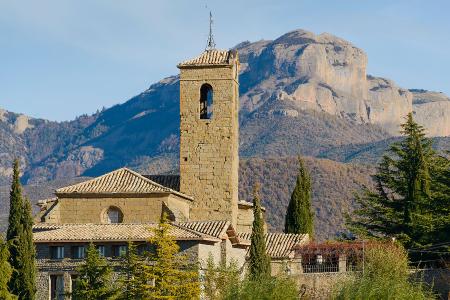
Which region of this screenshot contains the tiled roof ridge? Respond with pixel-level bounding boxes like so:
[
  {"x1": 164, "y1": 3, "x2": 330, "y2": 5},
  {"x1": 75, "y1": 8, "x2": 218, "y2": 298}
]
[
  {"x1": 178, "y1": 49, "x2": 236, "y2": 67},
  {"x1": 55, "y1": 167, "x2": 193, "y2": 200}
]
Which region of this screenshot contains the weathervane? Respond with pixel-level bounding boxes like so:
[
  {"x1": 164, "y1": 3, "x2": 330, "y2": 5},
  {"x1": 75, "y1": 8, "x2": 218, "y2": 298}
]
[{"x1": 205, "y1": 11, "x2": 216, "y2": 50}]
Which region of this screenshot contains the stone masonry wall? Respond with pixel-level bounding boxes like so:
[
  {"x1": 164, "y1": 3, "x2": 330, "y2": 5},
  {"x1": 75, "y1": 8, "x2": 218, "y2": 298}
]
[
  {"x1": 179, "y1": 62, "x2": 240, "y2": 227},
  {"x1": 57, "y1": 195, "x2": 175, "y2": 223}
]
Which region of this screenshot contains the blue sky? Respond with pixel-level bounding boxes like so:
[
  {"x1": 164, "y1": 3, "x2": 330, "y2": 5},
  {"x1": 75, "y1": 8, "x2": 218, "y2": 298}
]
[{"x1": 1, "y1": 0, "x2": 449, "y2": 121}]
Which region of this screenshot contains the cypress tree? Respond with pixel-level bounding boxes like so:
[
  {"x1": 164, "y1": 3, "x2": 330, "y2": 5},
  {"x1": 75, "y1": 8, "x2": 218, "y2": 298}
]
[
  {"x1": 7, "y1": 159, "x2": 23, "y2": 296},
  {"x1": 0, "y1": 238, "x2": 16, "y2": 300},
  {"x1": 72, "y1": 243, "x2": 117, "y2": 300},
  {"x1": 17, "y1": 198, "x2": 36, "y2": 299},
  {"x1": 284, "y1": 156, "x2": 314, "y2": 237},
  {"x1": 248, "y1": 183, "x2": 271, "y2": 281},
  {"x1": 7, "y1": 159, "x2": 36, "y2": 299},
  {"x1": 347, "y1": 113, "x2": 446, "y2": 254}
]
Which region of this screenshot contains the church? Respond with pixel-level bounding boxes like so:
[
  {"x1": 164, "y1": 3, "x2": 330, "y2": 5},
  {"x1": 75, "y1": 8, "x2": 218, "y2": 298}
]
[{"x1": 32, "y1": 46, "x2": 309, "y2": 299}]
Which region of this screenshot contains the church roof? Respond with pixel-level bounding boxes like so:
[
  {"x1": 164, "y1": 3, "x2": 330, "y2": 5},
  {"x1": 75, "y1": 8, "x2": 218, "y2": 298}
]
[
  {"x1": 177, "y1": 49, "x2": 237, "y2": 67},
  {"x1": 237, "y1": 232, "x2": 309, "y2": 259},
  {"x1": 33, "y1": 222, "x2": 221, "y2": 243},
  {"x1": 55, "y1": 168, "x2": 191, "y2": 200}
]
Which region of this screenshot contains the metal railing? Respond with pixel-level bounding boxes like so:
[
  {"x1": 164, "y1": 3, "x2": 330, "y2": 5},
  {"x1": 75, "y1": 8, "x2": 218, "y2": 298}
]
[{"x1": 302, "y1": 264, "x2": 339, "y2": 273}]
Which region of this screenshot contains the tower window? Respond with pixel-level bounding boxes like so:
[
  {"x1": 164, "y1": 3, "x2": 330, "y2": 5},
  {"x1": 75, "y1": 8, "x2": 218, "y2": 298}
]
[{"x1": 200, "y1": 84, "x2": 213, "y2": 119}]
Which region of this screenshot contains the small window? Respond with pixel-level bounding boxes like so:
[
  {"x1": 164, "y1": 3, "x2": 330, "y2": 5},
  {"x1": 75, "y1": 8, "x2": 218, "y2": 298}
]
[
  {"x1": 50, "y1": 246, "x2": 65, "y2": 259},
  {"x1": 96, "y1": 245, "x2": 106, "y2": 257},
  {"x1": 200, "y1": 84, "x2": 213, "y2": 119},
  {"x1": 112, "y1": 245, "x2": 128, "y2": 257},
  {"x1": 102, "y1": 206, "x2": 123, "y2": 224},
  {"x1": 72, "y1": 246, "x2": 86, "y2": 259}
]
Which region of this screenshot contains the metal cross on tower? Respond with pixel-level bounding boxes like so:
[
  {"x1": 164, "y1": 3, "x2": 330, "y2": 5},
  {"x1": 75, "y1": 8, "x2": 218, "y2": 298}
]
[{"x1": 206, "y1": 11, "x2": 216, "y2": 50}]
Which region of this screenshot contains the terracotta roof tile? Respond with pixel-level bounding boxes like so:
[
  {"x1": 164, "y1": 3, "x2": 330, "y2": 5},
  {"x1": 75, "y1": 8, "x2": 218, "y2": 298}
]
[
  {"x1": 237, "y1": 232, "x2": 309, "y2": 259},
  {"x1": 55, "y1": 168, "x2": 191, "y2": 200},
  {"x1": 33, "y1": 223, "x2": 220, "y2": 243},
  {"x1": 178, "y1": 220, "x2": 231, "y2": 239},
  {"x1": 178, "y1": 49, "x2": 237, "y2": 67}
]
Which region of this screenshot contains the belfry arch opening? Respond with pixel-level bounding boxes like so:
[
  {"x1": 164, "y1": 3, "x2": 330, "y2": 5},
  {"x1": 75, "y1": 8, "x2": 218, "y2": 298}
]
[{"x1": 200, "y1": 84, "x2": 213, "y2": 119}]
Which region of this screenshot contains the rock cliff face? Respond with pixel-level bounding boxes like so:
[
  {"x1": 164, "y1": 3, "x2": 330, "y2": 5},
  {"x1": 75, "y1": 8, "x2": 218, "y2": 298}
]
[
  {"x1": 237, "y1": 30, "x2": 429, "y2": 135},
  {"x1": 411, "y1": 90, "x2": 450, "y2": 136}
]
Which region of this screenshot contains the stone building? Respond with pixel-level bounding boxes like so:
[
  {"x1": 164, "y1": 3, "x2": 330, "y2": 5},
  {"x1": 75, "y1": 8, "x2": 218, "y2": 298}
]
[{"x1": 33, "y1": 48, "x2": 309, "y2": 300}]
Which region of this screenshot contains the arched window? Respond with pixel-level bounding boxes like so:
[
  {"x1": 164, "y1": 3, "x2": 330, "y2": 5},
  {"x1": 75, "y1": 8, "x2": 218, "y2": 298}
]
[
  {"x1": 200, "y1": 84, "x2": 213, "y2": 119},
  {"x1": 102, "y1": 206, "x2": 123, "y2": 224}
]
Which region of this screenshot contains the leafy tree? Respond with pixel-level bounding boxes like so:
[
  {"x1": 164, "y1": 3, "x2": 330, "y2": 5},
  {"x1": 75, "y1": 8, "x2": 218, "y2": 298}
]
[
  {"x1": 248, "y1": 183, "x2": 271, "y2": 280},
  {"x1": 347, "y1": 113, "x2": 449, "y2": 255},
  {"x1": 117, "y1": 242, "x2": 146, "y2": 300},
  {"x1": 142, "y1": 213, "x2": 200, "y2": 299},
  {"x1": 284, "y1": 156, "x2": 314, "y2": 237},
  {"x1": 72, "y1": 243, "x2": 118, "y2": 300},
  {"x1": 6, "y1": 159, "x2": 36, "y2": 299},
  {"x1": 204, "y1": 253, "x2": 297, "y2": 300},
  {"x1": 203, "y1": 254, "x2": 240, "y2": 300},
  {"x1": 333, "y1": 242, "x2": 434, "y2": 299},
  {"x1": 0, "y1": 238, "x2": 17, "y2": 300}
]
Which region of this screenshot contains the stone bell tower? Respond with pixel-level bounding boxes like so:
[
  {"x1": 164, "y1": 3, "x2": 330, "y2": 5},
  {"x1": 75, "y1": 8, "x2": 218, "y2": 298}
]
[{"x1": 177, "y1": 48, "x2": 239, "y2": 226}]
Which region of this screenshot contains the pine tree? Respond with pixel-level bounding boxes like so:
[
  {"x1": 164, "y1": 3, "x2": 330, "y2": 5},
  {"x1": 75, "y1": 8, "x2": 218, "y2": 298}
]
[
  {"x1": 72, "y1": 243, "x2": 118, "y2": 300},
  {"x1": 0, "y1": 238, "x2": 16, "y2": 300},
  {"x1": 248, "y1": 183, "x2": 271, "y2": 281},
  {"x1": 118, "y1": 242, "x2": 146, "y2": 300},
  {"x1": 6, "y1": 159, "x2": 36, "y2": 299},
  {"x1": 142, "y1": 213, "x2": 200, "y2": 299},
  {"x1": 347, "y1": 113, "x2": 447, "y2": 252},
  {"x1": 428, "y1": 152, "x2": 450, "y2": 253},
  {"x1": 284, "y1": 156, "x2": 314, "y2": 237}
]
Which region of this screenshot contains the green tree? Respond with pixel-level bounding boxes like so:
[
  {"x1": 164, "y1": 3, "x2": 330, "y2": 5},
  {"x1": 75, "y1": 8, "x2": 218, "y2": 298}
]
[
  {"x1": 142, "y1": 213, "x2": 200, "y2": 299},
  {"x1": 333, "y1": 242, "x2": 434, "y2": 299},
  {"x1": 17, "y1": 198, "x2": 36, "y2": 300},
  {"x1": 72, "y1": 243, "x2": 118, "y2": 300},
  {"x1": 203, "y1": 254, "x2": 240, "y2": 300},
  {"x1": 118, "y1": 242, "x2": 146, "y2": 300},
  {"x1": 248, "y1": 184, "x2": 271, "y2": 281},
  {"x1": 0, "y1": 238, "x2": 17, "y2": 300},
  {"x1": 347, "y1": 113, "x2": 448, "y2": 253},
  {"x1": 6, "y1": 159, "x2": 36, "y2": 299},
  {"x1": 428, "y1": 152, "x2": 450, "y2": 254},
  {"x1": 284, "y1": 156, "x2": 314, "y2": 237}
]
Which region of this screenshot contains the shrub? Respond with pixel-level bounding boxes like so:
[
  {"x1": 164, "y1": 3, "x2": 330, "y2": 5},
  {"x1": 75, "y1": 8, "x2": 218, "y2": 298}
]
[{"x1": 333, "y1": 242, "x2": 434, "y2": 300}]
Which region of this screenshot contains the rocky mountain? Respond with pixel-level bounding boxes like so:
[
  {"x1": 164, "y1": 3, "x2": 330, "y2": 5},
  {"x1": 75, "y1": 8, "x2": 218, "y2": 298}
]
[{"x1": 0, "y1": 29, "x2": 449, "y2": 239}]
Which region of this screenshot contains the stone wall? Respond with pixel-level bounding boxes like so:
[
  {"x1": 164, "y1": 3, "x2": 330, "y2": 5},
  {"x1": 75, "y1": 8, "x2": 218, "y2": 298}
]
[
  {"x1": 179, "y1": 60, "x2": 240, "y2": 227},
  {"x1": 51, "y1": 194, "x2": 190, "y2": 224},
  {"x1": 293, "y1": 272, "x2": 350, "y2": 299},
  {"x1": 236, "y1": 204, "x2": 267, "y2": 233}
]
